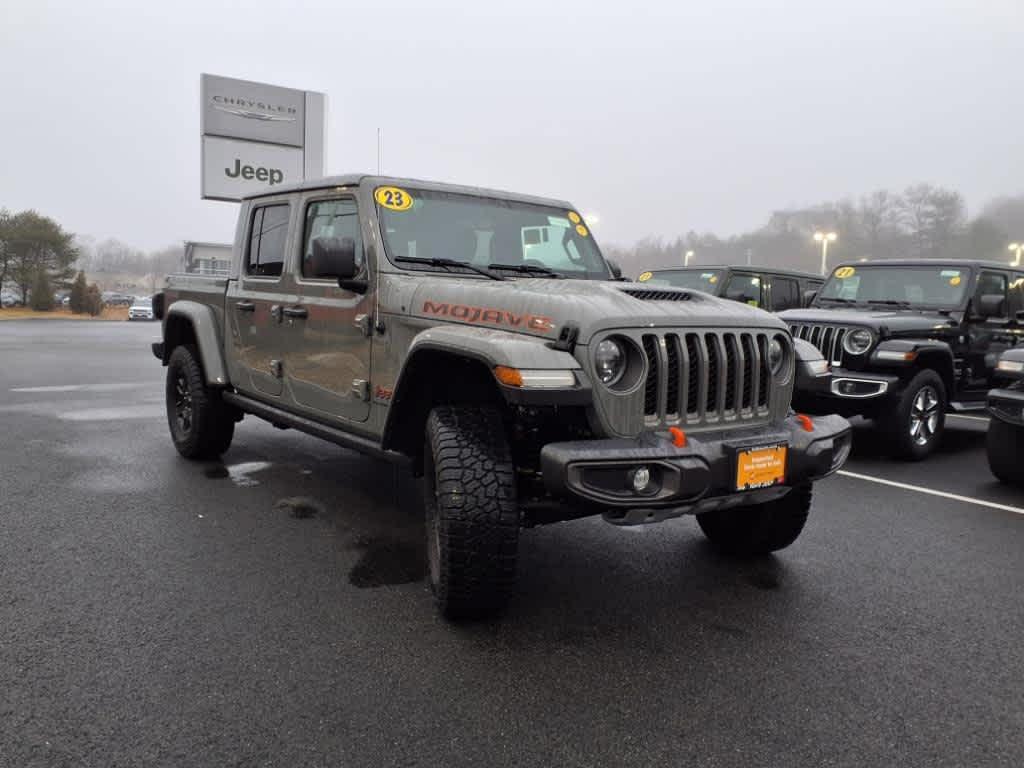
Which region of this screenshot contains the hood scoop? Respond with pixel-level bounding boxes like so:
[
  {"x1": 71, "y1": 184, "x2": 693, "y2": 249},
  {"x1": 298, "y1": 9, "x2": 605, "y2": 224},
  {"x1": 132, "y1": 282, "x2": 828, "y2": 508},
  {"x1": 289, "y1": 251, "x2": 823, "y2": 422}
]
[{"x1": 619, "y1": 288, "x2": 693, "y2": 301}]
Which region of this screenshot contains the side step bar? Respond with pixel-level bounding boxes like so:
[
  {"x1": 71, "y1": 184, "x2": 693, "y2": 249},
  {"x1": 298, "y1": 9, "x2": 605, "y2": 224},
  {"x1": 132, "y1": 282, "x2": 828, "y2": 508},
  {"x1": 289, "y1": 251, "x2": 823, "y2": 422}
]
[
  {"x1": 222, "y1": 391, "x2": 409, "y2": 466},
  {"x1": 948, "y1": 400, "x2": 988, "y2": 413}
]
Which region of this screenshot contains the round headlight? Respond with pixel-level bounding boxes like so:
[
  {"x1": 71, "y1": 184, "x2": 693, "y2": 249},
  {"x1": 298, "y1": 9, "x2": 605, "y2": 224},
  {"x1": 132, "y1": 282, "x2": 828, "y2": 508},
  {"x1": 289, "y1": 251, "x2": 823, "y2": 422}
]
[
  {"x1": 843, "y1": 328, "x2": 874, "y2": 356},
  {"x1": 768, "y1": 336, "x2": 786, "y2": 376},
  {"x1": 595, "y1": 339, "x2": 626, "y2": 385}
]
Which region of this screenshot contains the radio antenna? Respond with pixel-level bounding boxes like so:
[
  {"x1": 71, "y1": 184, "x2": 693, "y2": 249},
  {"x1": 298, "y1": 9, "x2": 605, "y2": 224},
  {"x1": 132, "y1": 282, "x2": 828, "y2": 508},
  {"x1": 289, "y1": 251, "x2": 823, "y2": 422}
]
[{"x1": 377, "y1": 128, "x2": 382, "y2": 174}]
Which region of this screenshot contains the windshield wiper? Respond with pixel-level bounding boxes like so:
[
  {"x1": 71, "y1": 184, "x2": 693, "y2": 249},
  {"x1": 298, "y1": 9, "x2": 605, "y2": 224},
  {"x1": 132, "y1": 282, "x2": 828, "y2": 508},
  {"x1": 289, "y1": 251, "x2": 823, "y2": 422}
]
[
  {"x1": 393, "y1": 256, "x2": 504, "y2": 281},
  {"x1": 818, "y1": 297, "x2": 859, "y2": 305},
  {"x1": 867, "y1": 299, "x2": 912, "y2": 308},
  {"x1": 487, "y1": 263, "x2": 563, "y2": 278}
]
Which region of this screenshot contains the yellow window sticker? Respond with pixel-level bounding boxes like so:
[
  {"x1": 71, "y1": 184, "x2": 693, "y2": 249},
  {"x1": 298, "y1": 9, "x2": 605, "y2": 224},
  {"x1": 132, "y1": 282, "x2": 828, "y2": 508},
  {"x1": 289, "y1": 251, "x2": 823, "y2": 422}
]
[
  {"x1": 374, "y1": 186, "x2": 413, "y2": 211},
  {"x1": 638, "y1": 271, "x2": 653, "y2": 282},
  {"x1": 950, "y1": 276, "x2": 962, "y2": 286},
  {"x1": 834, "y1": 266, "x2": 856, "y2": 279},
  {"x1": 567, "y1": 211, "x2": 582, "y2": 224},
  {"x1": 709, "y1": 275, "x2": 718, "y2": 284},
  {"x1": 575, "y1": 224, "x2": 589, "y2": 237}
]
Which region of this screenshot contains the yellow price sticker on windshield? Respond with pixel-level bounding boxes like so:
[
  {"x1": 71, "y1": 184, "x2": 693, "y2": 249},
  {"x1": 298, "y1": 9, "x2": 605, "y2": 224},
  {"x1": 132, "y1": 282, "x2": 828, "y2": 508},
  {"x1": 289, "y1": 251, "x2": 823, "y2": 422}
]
[
  {"x1": 375, "y1": 186, "x2": 413, "y2": 211},
  {"x1": 568, "y1": 211, "x2": 581, "y2": 224},
  {"x1": 709, "y1": 275, "x2": 718, "y2": 284},
  {"x1": 575, "y1": 224, "x2": 589, "y2": 237},
  {"x1": 834, "y1": 266, "x2": 856, "y2": 279},
  {"x1": 638, "y1": 271, "x2": 652, "y2": 282},
  {"x1": 950, "y1": 276, "x2": 962, "y2": 286}
]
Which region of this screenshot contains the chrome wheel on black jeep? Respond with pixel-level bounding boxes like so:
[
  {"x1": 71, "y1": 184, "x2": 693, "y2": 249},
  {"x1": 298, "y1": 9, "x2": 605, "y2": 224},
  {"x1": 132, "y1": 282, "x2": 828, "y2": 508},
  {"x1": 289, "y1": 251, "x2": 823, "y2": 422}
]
[
  {"x1": 888, "y1": 369, "x2": 946, "y2": 461},
  {"x1": 909, "y1": 384, "x2": 941, "y2": 447}
]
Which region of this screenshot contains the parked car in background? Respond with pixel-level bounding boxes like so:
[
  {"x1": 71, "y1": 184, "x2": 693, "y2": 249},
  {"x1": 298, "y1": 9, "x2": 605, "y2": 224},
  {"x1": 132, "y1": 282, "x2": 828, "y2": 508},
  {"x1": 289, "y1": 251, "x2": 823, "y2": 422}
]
[
  {"x1": 985, "y1": 347, "x2": 1024, "y2": 485},
  {"x1": 101, "y1": 291, "x2": 134, "y2": 306},
  {"x1": 781, "y1": 259, "x2": 1024, "y2": 459},
  {"x1": 636, "y1": 266, "x2": 823, "y2": 312},
  {"x1": 128, "y1": 296, "x2": 156, "y2": 321}
]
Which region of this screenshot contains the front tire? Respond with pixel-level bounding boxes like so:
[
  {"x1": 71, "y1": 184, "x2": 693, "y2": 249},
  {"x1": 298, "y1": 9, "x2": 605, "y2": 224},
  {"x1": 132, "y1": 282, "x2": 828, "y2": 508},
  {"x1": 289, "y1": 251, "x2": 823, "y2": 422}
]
[
  {"x1": 886, "y1": 369, "x2": 946, "y2": 461},
  {"x1": 986, "y1": 417, "x2": 1024, "y2": 485},
  {"x1": 697, "y1": 483, "x2": 812, "y2": 556},
  {"x1": 166, "y1": 344, "x2": 235, "y2": 460},
  {"x1": 423, "y1": 406, "x2": 519, "y2": 619}
]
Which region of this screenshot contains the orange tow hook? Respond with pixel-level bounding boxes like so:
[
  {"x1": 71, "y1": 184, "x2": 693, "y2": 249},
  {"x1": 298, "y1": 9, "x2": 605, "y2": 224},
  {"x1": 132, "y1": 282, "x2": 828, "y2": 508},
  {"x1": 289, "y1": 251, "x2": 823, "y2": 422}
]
[
  {"x1": 796, "y1": 413, "x2": 814, "y2": 432},
  {"x1": 668, "y1": 426, "x2": 687, "y2": 448}
]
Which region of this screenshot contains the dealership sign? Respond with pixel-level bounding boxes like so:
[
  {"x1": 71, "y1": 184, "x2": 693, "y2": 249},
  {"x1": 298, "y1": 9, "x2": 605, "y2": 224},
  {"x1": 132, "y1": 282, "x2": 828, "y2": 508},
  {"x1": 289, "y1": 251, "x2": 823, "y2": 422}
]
[{"x1": 200, "y1": 74, "x2": 325, "y2": 201}]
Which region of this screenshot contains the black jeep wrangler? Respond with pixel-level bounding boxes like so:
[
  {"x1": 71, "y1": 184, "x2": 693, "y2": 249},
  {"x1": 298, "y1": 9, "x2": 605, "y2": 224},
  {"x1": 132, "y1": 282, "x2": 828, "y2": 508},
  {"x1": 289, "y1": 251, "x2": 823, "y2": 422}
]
[
  {"x1": 986, "y1": 347, "x2": 1024, "y2": 485},
  {"x1": 780, "y1": 259, "x2": 1024, "y2": 459}
]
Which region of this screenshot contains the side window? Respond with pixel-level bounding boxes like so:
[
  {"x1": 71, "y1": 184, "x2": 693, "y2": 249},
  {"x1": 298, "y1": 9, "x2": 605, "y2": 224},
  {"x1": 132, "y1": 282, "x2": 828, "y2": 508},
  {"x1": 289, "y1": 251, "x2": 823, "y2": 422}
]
[
  {"x1": 771, "y1": 277, "x2": 801, "y2": 311},
  {"x1": 302, "y1": 198, "x2": 363, "y2": 278},
  {"x1": 724, "y1": 273, "x2": 763, "y2": 307},
  {"x1": 246, "y1": 204, "x2": 290, "y2": 278},
  {"x1": 1010, "y1": 274, "x2": 1024, "y2": 317}
]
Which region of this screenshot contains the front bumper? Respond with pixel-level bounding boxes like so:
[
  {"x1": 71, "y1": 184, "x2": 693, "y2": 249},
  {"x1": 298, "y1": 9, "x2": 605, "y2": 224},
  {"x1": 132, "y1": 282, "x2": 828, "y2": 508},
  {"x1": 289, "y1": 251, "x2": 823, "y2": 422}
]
[
  {"x1": 987, "y1": 387, "x2": 1024, "y2": 426},
  {"x1": 540, "y1": 413, "x2": 851, "y2": 524},
  {"x1": 792, "y1": 368, "x2": 900, "y2": 417}
]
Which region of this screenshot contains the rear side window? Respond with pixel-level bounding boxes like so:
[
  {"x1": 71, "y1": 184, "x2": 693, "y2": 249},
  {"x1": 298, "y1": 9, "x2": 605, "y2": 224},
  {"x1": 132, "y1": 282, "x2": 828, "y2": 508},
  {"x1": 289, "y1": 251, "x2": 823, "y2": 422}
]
[
  {"x1": 247, "y1": 204, "x2": 290, "y2": 278},
  {"x1": 302, "y1": 198, "x2": 363, "y2": 278},
  {"x1": 724, "y1": 273, "x2": 763, "y2": 307},
  {"x1": 771, "y1": 277, "x2": 801, "y2": 311}
]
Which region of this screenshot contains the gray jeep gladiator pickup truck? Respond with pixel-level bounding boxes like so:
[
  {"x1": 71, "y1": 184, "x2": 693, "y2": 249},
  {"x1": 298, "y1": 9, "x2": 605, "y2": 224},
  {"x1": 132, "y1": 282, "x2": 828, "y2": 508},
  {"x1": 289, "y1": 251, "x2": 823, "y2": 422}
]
[{"x1": 152, "y1": 174, "x2": 851, "y2": 618}]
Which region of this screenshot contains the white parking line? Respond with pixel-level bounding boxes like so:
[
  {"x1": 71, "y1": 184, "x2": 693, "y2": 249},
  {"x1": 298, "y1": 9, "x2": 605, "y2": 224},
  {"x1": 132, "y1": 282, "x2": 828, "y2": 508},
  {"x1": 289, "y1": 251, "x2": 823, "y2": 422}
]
[
  {"x1": 11, "y1": 383, "x2": 148, "y2": 393},
  {"x1": 837, "y1": 470, "x2": 1024, "y2": 516}
]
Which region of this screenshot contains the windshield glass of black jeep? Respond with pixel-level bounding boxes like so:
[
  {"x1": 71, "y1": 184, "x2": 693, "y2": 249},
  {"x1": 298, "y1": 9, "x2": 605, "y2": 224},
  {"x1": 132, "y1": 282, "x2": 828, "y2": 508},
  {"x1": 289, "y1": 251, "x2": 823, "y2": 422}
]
[
  {"x1": 817, "y1": 265, "x2": 969, "y2": 308},
  {"x1": 641, "y1": 269, "x2": 723, "y2": 292},
  {"x1": 376, "y1": 187, "x2": 610, "y2": 279}
]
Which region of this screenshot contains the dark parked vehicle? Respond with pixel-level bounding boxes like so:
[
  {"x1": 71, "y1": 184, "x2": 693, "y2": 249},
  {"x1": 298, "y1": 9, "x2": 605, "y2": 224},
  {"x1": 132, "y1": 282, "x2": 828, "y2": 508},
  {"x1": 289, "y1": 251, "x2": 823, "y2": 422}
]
[
  {"x1": 781, "y1": 259, "x2": 1024, "y2": 459},
  {"x1": 986, "y1": 347, "x2": 1024, "y2": 485},
  {"x1": 636, "y1": 266, "x2": 823, "y2": 312}
]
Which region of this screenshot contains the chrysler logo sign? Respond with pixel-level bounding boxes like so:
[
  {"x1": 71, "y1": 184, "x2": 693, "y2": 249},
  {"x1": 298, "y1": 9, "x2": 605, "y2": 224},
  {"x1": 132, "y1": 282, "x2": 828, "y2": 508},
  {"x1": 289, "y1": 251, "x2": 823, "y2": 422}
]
[{"x1": 210, "y1": 95, "x2": 298, "y2": 123}]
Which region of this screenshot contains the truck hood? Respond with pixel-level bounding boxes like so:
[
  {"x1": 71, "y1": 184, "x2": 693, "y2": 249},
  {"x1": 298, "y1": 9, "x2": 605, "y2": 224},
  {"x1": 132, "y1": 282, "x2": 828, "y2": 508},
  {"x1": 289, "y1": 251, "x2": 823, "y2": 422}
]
[
  {"x1": 780, "y1": 307, "x2": 961, "y2": 337},
  {"x1": 405, "y1": 277, "x2": 787, "y2": 344}
]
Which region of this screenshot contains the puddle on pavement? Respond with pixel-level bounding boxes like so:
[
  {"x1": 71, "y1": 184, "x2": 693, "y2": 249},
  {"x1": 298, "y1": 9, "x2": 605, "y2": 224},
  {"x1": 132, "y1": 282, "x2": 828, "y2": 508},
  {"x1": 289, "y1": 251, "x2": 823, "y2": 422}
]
[
  {"x1": 224, "y1": 461, "x2": 273, "y2": 487},
  {"x1": 274, "y1": 496, "x2": 324, "y2": 519},
  {"x1": 348, "y1": 533, "x2": 426, "y2": 588}
]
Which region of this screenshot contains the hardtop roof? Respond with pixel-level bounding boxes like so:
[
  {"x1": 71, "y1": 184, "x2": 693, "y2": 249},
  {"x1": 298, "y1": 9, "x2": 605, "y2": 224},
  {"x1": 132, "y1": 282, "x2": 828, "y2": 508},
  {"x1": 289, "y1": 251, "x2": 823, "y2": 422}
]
[
  {"x1": 647, "y1": 265, "x2": 824, "y2": 280},
  {"x1": 243, "y1": 174, "x2": 574, "y2": 209}
]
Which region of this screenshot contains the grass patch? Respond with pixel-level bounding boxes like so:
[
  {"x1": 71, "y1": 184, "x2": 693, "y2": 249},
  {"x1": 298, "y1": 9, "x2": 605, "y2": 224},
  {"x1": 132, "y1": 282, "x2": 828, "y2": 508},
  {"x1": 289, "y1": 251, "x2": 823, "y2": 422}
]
[{"x1": 0, "y1": 306, "x2": 131, "y2": 321}]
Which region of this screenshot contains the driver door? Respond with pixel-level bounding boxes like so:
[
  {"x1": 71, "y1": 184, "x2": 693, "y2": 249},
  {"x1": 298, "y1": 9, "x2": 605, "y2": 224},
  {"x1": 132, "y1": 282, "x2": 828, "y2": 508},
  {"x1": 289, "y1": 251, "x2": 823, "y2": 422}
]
[{"x1": 966, "y1": 270, "x2": 1012, "y2": 390}]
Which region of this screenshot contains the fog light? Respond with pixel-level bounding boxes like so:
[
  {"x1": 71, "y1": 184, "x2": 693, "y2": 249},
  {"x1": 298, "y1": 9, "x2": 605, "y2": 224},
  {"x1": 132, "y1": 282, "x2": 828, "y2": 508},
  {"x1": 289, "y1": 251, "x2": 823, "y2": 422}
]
[{"x1": 631, "y1": 467, "x2": 651, "y2": 493}]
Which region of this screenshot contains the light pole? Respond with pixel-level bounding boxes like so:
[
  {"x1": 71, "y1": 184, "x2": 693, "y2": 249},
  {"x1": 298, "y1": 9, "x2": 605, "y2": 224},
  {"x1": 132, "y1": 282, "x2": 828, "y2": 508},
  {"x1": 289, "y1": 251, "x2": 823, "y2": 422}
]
[
  {"x1": 1010, "y1": 242, "x2": 1023, "y2": 267},
  {"x1": 814, "y1": 231, "x2": 837, "y2": 275},
  {"x1": 684, "y1": 249, "x2": 694, "y2": 266}
]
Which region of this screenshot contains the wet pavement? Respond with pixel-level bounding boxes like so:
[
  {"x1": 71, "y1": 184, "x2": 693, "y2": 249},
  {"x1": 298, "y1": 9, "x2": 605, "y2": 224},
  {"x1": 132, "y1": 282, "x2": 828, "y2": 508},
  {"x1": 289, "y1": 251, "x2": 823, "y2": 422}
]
[{"x1": 1, "y1": 320, "x2": 1023, "y2": 767}]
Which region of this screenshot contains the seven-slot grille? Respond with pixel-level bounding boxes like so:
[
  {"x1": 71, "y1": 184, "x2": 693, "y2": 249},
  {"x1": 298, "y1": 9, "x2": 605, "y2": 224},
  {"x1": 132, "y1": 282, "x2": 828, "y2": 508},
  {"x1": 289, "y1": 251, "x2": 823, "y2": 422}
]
[
  {"x1": 789, "y1": 324, "x2": 847, "y2": 367},
  {"x1": 640, "y1": 330, "x2": 773, "y2": 427}
]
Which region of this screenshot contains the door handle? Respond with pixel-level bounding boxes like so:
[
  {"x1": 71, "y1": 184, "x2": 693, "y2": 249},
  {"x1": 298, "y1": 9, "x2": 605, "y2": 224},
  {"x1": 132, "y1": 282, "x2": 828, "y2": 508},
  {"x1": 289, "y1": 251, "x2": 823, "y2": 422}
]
[
  {"x1": 282, "y1": 306, "x2": 308, "y2": 319},
  {"x1": 235, "y1": 301, "x2": 255, "y2": 312}
]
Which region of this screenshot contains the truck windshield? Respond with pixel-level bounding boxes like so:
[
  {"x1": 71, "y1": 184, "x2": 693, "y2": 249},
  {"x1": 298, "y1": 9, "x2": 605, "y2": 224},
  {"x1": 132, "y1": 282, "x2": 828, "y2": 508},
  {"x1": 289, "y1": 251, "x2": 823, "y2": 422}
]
[
  {"x1": 641, "y1": 269, "x2": 723, "y2": 292},
  {"x1": 376, "y1": 187, "x2": 610, "y2": 280},
  {"x1": 816, "y1": 265, "x2": 970, "y2": 309}
]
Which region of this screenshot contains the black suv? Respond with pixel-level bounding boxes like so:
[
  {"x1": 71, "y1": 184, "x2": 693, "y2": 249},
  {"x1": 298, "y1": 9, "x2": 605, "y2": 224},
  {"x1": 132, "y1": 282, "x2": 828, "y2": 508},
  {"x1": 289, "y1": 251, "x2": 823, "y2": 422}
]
[
  {"x1": 780, "y1": 259, "x2": 1024, "y2": 459},
  {"x1": 986, "y1": 347, "x2": 1024, "y2": 485},
  {"x1": 638, "y1": 265, "x2": 823, "y2": 312}
]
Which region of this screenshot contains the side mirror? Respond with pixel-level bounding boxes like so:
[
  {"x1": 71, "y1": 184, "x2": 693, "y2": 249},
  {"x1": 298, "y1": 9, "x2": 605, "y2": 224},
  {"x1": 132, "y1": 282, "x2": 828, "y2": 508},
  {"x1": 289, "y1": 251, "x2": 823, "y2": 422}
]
[
  {"x1": 309, "y1": 236, "x2": 367, "y2": 293},
  {"x1": 977, "y1": 294, "x2": 1006, "y2": 319},
  {"x1": 606, "y1": 259, "x2": 624, "y2": 281},
  {"x1": 803, "y1": 290, "x2": 818, "y2": 307}
]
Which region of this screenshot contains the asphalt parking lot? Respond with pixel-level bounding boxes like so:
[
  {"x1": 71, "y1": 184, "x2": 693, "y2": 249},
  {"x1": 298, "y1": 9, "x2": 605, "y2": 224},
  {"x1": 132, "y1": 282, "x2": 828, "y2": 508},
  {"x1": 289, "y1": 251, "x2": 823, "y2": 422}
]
[{"x1": 2, "y1": 320, "x2": 1022, "y2": 768}]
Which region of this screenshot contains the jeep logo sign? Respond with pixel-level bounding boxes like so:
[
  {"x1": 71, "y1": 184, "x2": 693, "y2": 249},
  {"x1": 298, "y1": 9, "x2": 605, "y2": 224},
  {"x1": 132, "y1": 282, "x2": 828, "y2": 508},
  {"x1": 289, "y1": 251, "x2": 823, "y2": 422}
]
[
  {"x1": 200, "y1": 73, "x2": 325, "y2": 202},
  {"x1": 202, "y1": 136, "x2": 304, "y2": 201}
]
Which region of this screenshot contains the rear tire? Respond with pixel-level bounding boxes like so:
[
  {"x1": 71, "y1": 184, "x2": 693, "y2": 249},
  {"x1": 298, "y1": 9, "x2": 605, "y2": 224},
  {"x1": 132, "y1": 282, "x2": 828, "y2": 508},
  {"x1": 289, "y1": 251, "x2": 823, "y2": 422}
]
[
  {"x1": 423, "y1": 406, "x2": 519, "y2": 619},
  {"x1": 697, "y1": 483, "x2": 812, "y2": 556},
  {"x1": 166, "y1": 344, "x2": 235, "y2": 460},
  {"x1": 986, "y1": 417, "x2": 1024, "y2": 485},
  {"x1": 886, "y1": 369, "x2": 946, "y2": 461}
]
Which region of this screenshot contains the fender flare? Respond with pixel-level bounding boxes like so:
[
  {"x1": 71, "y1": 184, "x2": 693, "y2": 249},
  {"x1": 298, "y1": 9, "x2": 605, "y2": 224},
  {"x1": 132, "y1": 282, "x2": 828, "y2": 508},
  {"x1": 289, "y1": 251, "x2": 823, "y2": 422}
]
[{"x1": 163, "y1": 300, "x2": 228, "y2": 386}]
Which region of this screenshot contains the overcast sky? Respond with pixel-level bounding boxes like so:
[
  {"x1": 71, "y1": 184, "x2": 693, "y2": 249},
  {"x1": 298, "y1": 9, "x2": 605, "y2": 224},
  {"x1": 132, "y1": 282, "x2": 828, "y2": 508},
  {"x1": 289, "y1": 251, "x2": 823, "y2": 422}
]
[{"x1": 2, "y1": 0, "x2": 1021, "y2": 251}]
